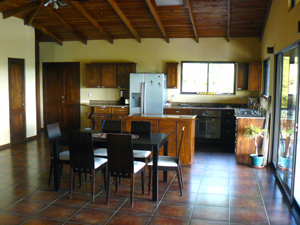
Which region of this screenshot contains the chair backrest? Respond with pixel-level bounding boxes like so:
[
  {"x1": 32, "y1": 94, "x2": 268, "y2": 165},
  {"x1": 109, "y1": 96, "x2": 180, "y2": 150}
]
[
  {"x1": 68, "y1": 132, "x2": 95, "y2": 173},
  {"x1": 102, "y1": 120, "x2": 122, "y2": 133},
  {"x1": 177, "y1": 127, "x2": 185, "y2": 161},
  {"x1": 106, "y1": 134, "x2": 133, "y2": 178},
  {"x1": 131, "y1": 121, "x2": 151, "y2": 135},
  {"x1": 47, "y1": 122, "x2": 61, "y2": 140}
]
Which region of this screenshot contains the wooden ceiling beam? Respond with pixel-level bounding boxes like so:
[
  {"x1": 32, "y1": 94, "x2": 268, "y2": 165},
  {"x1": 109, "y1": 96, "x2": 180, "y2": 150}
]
[
  {"x1": 70, "y1": 1, "x2": 113, "y2": 44},
  {"x1": 42, "y1": 6, "x2": 87, "y2": 45},
  {"x1": 107, "y1": 0, "x2": 141, "y2": 43},
  {"x1": 0, "y1": 0, "x2": 9, "y2": 3},
  {"x1": 227, "y1": 0, "x2": 230, "y2": 42},
  {"x1": 144, "y1": 0, "x2": 169, "y2": 43},
  {"x1": 30, "y1": 20, "x2": 63, "y2": 46},
  {"x1": 3, "y1": 2, "x2": 39, "y2": 19},
  {"x1": 260, "y1": 0, "x2": 273, "y2": 41},
  {"x1": 183, "y1": 0, "x2": 199, "y2": 43},
  {"x1": 25, "y1": 0, "x2": 46, "y2": 26}
]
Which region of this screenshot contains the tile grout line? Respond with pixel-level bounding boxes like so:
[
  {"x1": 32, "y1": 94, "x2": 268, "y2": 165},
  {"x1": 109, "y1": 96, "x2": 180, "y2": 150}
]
[{"x1": 254, "y1": 168, "x2": 271, "y2": 225}]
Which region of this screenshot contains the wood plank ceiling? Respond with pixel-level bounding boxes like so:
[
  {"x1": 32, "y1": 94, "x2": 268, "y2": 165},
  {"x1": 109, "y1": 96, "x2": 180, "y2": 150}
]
[{"x1": 0, "y1": 0, "x2": 271, "y2": 45}]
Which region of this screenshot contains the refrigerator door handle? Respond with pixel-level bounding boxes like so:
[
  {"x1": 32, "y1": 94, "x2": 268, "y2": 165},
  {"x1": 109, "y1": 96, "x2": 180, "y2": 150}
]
[
  {"x1": 141, "y1": 82, "x2": 144, "y2": 114},
  {"x1": 144, "y1": 82, "x2": 147, "y2": 114}
]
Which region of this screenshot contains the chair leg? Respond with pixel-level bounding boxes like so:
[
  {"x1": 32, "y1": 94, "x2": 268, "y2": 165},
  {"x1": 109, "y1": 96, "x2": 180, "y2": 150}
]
[
  {"x1": 106, "y1": 172, "x2": 111, "y2": 205},
  {"x1": 92, "y1": 170, "x2": 95, "y2": 202},
  {"x1": 103, "y1": 167, "x2": 107, "y2": 190},
  {"x1": 176, "y1": 167, "x2": 183, "y2": 196},
  {"x1": 59, "y1": 164, "x2": 64, "y2": 180},
  {"x1": 148, "y1": 166, "x2": 152, "y2": 195},
  {"x1": 69, "y1": 167, "x2": 73, "y2": 199},
  {"x1": 115, "y1": 177, "x2": 118, "y2": 193},
  {"x1": 48, "y1": 159, "x2": 53, "y2": 186},
  {"x1": 130, "y1": 173, "x2": 135, "y2": 207},
  {"x1": 141, "y1": 168, "x2": 145, "y2": 195},
  {"x1": 179, "y1": 164, "x2": 184, "y2": 189}
]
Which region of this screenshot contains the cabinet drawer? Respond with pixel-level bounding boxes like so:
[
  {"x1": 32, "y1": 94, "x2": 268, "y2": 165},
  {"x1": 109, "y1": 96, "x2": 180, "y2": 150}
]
[
  {"x1": 94, "y1": 107, "x2": 112, "y2": 114},
  {"x1": 159, "y1": 121, "x2": 176, "y2": 130},
  {"x1": 112, "y1": 114, "x2": 127, "y2": 121},
  {"x1": 222, "y1": 110, "x2": 235, "y2": 118},
  {"x1": 94, "y1": 114, "x2": 111, "y2": 122},
  {"x1": 164, "y1": 108, "x2": 192, "y2": 115},
  {"x1": 158, "y1": 129, "x2": 176, "y2": 139},
  {"x1": 112, "y1": 107, "x2": 128, "y2": 114}
]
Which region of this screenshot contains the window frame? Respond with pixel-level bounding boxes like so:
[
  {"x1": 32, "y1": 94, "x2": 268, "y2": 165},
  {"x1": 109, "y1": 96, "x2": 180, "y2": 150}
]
[{"x1": 180, "y1": 61, "x2": 237, "y2": 95}]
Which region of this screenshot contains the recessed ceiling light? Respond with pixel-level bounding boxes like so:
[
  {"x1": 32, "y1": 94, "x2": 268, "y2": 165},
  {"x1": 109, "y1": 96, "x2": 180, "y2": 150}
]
[
  {"x1": 248, "y1": 6, "x2": 253, "y2": 9},
  {"x1": 250, "y1": 20, "x2": 254, "y2": 23},
  {"x1": 170, "y1": 9, "x2": 174, "y2": 12},
  {"x1": 100, "y1": 12, "x2": 104, "y2": 15},
  {"x1": 155, "y1": 0, "x2": 183, "y2": 6}
]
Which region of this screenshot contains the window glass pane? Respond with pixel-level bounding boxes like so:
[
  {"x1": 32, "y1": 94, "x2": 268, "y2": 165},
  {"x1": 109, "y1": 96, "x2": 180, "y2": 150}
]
[
  {"x1": 182, "y1": 63, "x2": 208, "y2": 93},
  {"x1": 208, "y1": 63, "x2": 235, "y2": 93}
]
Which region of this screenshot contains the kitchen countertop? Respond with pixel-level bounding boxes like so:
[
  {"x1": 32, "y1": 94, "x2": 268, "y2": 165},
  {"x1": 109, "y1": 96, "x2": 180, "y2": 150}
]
[
  {"x1": 128, "y1": 113, "x2": 197, "y2": 119},
  {"x1": 85, "y1": 104, "x2": 129, "y2": 107},
  {"x1": 164, "y1": 106, "x2": 234, "y2": 110}
]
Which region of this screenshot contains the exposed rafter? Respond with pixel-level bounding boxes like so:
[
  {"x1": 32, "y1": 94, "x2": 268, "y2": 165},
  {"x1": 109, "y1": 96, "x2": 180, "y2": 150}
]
[
  {"x1": 25, "y1": 0, "x2": 46, "y2": 26},
  {"x1": 183, "y1": 0, "x2": 199, "y2": 43},
  {"x1": 70, "y1": 1, "x2": 113, "y2": 44},
  {"x1": 42, "y1": 6, "x2": 87, "y2": 45},
  {"x1": 31, "y1": 20, "x2": 62, "y2": 45},
  {"x1": 107, "y1": 0, "x2": 141, "y2": 43},
  {"x1": 0, "y1": 0, "x2": 9, "y2": 3},
  {"x1": 144, "y1": 0, "x2": 169, "y2": 43},
  {"x1": 227, "y1": 0, "x2": 231, "y2": 42},
  {"x1": 3, "y1": 2, "x2": 39, "y2": 19},
  {"x1": 260, "y1": 0, "x2": 273, "y2": 41}
]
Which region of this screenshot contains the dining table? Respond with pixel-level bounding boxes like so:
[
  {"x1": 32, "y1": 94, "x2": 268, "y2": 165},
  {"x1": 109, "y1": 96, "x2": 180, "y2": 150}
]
[{"x1": 51, "y1": 129, "x2": 169, "y2": 201}]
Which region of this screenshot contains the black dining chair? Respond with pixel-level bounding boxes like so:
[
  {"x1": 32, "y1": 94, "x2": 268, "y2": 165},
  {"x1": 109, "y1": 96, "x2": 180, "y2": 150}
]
[
  {"x1": 106, "y1": 134, "x2": 146, "y2": 207},
  {"x1": 94, "y1": 120, "x2": 122, "y2": 158},
  {"x1": 68, "y1": 132, "x2": 107, "y2": 202},
  {"x1": 47, "y1": 122, "x2": 70, "y2": 186},
  {"x1": 131, "y1": 121, "x2": 152, "y2": 164},
  {"x1": 148, "y1": 126, "x2": 185, "y2": 196}
]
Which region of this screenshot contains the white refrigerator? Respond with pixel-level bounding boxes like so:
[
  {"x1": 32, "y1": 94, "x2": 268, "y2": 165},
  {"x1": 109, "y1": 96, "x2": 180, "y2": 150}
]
[{"x1": 129, "y1": 73, "x2": 167, "y2": 114}]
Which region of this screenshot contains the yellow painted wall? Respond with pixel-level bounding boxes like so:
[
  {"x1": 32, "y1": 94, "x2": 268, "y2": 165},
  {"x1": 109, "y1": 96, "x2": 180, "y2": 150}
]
[
  {"x1": 0, "y1": 15, "x2": 37, "y2": 146},
  {"x1": 260, "y1": 0, "x2": 300, "y2": 156},
  {"x1": 40, "y1": 37, "x2": 261, "y2": 128}
]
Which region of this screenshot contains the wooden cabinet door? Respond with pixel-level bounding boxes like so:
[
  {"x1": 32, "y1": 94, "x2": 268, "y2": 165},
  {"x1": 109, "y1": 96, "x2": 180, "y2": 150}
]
[
  {"x1": 116, "y1": 63, "x2": 136, "y2": 88},
  {"x1": 86, "y1": 64, "x2": 101, "y2": 88},
  {"x1": 43, "y1": 62, "x2": 80, "y2": 132},
  {"x1": 237, "y1": 63, "x2": 248, "y2": 90},
  {"x1": 166, "y1": 63, "x2": 178, "y2": 89},
  {"x1": 248, "y1": 63, "x2": 262, "y2": 91},
  {"x1": 101, "y1": 64, "x2": 117, "y2": 88}
]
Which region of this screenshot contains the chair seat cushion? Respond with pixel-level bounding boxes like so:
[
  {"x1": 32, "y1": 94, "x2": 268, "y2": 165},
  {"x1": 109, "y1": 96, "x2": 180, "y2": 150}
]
[
  {"x1": 94, "y1": 157, "x2": 107, "y2": 169},
  {"x1": 133, "y1": 161, "x2": 146, "y2": 173},
  {"x1": 94, "y1": 148, "x2": 107, "y2": 157},
  {"x1": 133, "y1": 150, "x2": 151, "y2": 159},
  {"x1": 59, "y1": 151, "x2": 70, "y2": 161},
  {"x1": 148, "y1": 156, "x2": 178, "y2": 167}
]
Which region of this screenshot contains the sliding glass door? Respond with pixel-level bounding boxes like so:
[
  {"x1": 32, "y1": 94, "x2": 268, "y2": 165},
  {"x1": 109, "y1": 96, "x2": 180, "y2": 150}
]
[{"x1": 274, "y1": 43, "x2": 299, "y2": 212}]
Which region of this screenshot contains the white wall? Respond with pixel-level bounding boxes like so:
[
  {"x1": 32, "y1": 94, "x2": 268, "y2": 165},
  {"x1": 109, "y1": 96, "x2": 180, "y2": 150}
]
[{"x1": 0, "y1": 15, "x2": 37, "y2": 146}]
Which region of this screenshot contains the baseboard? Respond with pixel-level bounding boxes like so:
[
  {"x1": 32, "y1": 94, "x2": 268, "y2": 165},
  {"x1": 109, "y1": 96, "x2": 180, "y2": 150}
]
[{"x1": 0, "y1": 143, "x2": 11, "y2": 150}]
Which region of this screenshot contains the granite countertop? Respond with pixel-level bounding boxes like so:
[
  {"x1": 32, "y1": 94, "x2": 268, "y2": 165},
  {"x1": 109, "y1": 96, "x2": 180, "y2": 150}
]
[
  {"x1": 128, "y1": 114, "x2": 197, "y2": 119},
  {"x1": 164, "y1": 106, "x2": 234, "y2": 110},
  {"x1": 85, "y1": 104, "x2": 129, "y2": 107}
]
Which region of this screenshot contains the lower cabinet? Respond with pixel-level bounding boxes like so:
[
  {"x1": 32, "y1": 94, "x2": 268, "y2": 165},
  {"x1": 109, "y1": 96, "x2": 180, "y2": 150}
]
[
  {"x1": 221, "y1": 109, "x2": 237, "y2": 148},
  {"x1": 94, "y1": 106, "x2": 128, "y2": 132},
  {"x1": 126, "y1": 115, "x2": 196, "y2": 166}
]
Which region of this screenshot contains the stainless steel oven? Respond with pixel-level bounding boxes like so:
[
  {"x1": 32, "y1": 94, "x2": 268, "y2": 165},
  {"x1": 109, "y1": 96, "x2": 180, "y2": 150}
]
[{"x1": 194, "y1": 110, "x2": 221, "y2": 139}]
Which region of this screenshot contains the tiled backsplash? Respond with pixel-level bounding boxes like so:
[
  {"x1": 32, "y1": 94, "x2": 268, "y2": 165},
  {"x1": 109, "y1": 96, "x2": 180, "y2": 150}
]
[
  {"x1": 90, "y1": 100, "x2": 119, "y2": 105},
  {"x1": 170, "y1": 102, "x2": 247, "y2": 108}
]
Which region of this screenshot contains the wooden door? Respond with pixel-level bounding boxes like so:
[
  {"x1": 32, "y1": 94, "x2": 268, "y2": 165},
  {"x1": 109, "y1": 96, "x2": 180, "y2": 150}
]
[
  {"x1": 8, "y1": 58, "x2": 26, "y2": 145},
  {"x1": 43, "y1": 62, "x2": 80, "y2": 132},
  {"x1": 101, "y1": 64, "x2": 116, "y2": 88}
]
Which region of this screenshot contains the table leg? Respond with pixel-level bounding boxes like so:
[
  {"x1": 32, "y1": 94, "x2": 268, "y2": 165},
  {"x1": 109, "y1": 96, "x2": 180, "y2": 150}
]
[
  {"x1": 152, "y1": 145, "x2": 158, "y2": 201},
  {"x1": 163, "y1": 140, "x2": 169, "y2": 182},
  {"x1": 52, "y1": 140, "x2": 60, "y2": 191}
]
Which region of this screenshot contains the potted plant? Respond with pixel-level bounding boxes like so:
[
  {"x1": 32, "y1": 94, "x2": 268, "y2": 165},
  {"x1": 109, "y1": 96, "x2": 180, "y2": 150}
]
[
  {"x1": 279, "y1": 128, "x2": 294, "y2": 168},
  {"x1": 244, "y1": 124, "x2": 265, "y2": 168}
]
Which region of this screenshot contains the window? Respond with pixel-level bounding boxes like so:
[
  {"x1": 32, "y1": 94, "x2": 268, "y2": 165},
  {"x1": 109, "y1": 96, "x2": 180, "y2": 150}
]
[
  {"x1": 181, "y1": 61, "x2": 236, "y2": 95},
  {"x1": 262, "y1": 58, "x2": 270, "y2": 97}
]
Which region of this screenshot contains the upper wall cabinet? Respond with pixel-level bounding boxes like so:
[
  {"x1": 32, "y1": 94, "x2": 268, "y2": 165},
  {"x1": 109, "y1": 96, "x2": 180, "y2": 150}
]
[
  {"x1": 237, "y1": 62, "x2": 262, "y2": 91},
  {"x1": 166, "y1": 63, "x2": 178, "y2": 89},
  {"x1": 86, "y1": 63, "x2": 136, "y2": 88}
]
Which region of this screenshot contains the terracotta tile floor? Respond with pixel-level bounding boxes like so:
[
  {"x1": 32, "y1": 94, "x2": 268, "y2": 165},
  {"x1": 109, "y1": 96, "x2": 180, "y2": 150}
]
[{"x1": 0, "y1": 134, "x2": 298, "y2": 225}]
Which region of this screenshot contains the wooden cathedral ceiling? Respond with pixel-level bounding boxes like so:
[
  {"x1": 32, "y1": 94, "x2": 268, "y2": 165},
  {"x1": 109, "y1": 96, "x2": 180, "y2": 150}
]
[{"x1": 0, "y1": 0, "x2": 272, "y2": 45}]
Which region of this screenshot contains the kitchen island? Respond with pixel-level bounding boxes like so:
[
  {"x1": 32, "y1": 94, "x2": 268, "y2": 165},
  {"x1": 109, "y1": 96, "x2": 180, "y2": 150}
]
[{"x1": 126, "y1": 114, "x2": 196, "y2": 166}]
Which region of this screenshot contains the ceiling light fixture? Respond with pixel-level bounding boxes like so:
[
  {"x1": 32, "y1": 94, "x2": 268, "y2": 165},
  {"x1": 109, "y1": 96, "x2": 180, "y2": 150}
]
[
  {"x1": 248, "y1": 6, "x2": 253, "y2": 9},
  {"x1": 170, "y1": 9, "x2": 174, "y2": 12},
  {"x1": 155, "y1": 0, "x2": 183, "y2": 6},
  {"x1": 44, "y1": 0, "x2": 67, "y2": 9}
]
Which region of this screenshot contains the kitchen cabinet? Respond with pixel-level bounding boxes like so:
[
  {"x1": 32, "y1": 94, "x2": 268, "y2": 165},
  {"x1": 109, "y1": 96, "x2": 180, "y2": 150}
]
[
  {"x1": 126, "y1": 114, "x2": 196, "y2": 166},
  {"x1": 86, "y1": 63, "x2": 136, "y2": 88},
  {"x1": 221, "y1": 109, "x2": 236, "y2": 148},
  {"x1": 166, "y1": 63, "x2": 178, "y2": 89},
  {"x1": 237, "y1": 62, "x2": 262, "y2": 91},
  {"x1": 164, "y1": 108, "x2": 193, "y2": 115},
  {"x1": 116, "y1": 63, "x2": 136, "y2": 88},
  {"x1": 94, "y1": 106, "x2": 128, "y2": 131}
]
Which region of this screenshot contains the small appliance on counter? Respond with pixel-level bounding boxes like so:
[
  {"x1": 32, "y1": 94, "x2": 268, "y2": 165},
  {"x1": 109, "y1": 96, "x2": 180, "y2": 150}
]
[
  {"x1": 248, "y1": 97, "x2": 259, "y2": 109},
  {"x1": 118, "y1": 90, "x2": 125, "y2": 105},
  {"x1": 125, "y1": 98, "x2": 129, "y2": 105}
]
